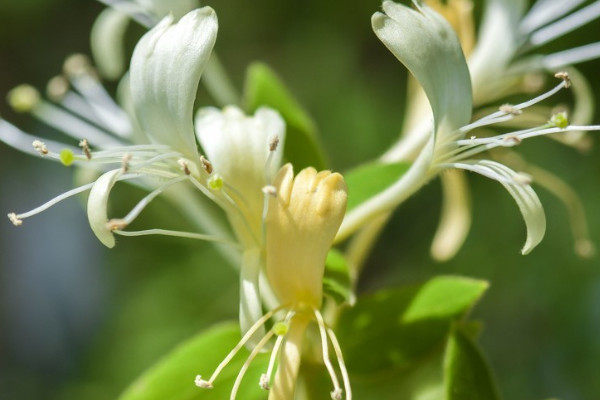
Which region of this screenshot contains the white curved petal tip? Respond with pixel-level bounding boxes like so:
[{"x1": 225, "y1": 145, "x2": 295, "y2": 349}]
[{"x1": 87, "y1": 169, "x2": 123, "y2": 248}]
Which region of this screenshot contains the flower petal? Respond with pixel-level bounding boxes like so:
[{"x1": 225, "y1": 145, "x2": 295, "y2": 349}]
[
  {"x1": 239, "y1": 248, "x2": 266, "y2": 348},
  {"x1": 372, "y1": 0, "x2": 472, "y2": 135},
  {"x1": 130, "y1": 7, "x2": 217, "y2": 158},
  {"x1": 430, "y1": 170, "x2": 471, "y2": 262},
  {"x1": 91, "y1": 8, "x2": 131, "y2": 80},
  {"x1": 87, "y1": 169, "x2": 123, "y2": 248},
  {"x1": 451, "y1": 160, "x2": 546, "y2": 255}
]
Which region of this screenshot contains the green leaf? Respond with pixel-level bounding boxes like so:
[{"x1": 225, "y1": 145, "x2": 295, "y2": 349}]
[
  {"x1": 444, "y1": 327, "x2": 501, "y2": 400},
  {"x1": 244, "y1": 62, "x2": 327, "y2": 170},
  {"x1": 323, "y1": 249, "x2": 354, "y2": 305},
  {"x1": 336, "y1": 276, "x2": 488, "y2": 373},
  {"x1": 119, "y1": 323, "x2": 269, "y2": 400},
  {"x1": 344, "y1": 161, "x2": 411, "y2": 212}
]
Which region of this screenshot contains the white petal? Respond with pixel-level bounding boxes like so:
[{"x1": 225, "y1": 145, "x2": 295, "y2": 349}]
[
  {"x1": 468, "y1": 0, "x2": 526, "y2": 104},
  {"x1": 137, "y1": 0, "x2": 199, "y2": 20},
  {"x1": 91, "y1": 8, "x2": 131, "y2": 80},
  {"x1": 430, "y1": 170, "x2": 471, "y2": 262},
  {"x1": 87, "y1": 169, "x2": 123, "y2": 248},
  {"x1": 130, "y1": 7, "x2": 217, "y2": 158},
  {"x1": 451, "y1": 160, "x2": 546, "y2": 255},
  {"x1": 372, "y1": 0, "x2": 472, "y2": 136},
  {"x1": 195, "y1": 105, "x2": 286, "y2": 203},
  {"x1": 520, "y1": 0, "x2": 585, "y2": 34},
  {"x1": 239, "y1": 248, "x2": 266, "y2": 349}
]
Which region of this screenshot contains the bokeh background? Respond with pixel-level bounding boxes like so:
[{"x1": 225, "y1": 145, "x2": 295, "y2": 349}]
[{"x1": 0, "y1": 0, "x2": 599, "y2": 399}]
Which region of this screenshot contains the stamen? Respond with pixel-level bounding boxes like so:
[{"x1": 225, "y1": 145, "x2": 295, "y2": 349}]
[
  {"x1": 196, "y1": 304, "x2": 288, "y2": 388},
  {"x1": 106, "y1": 219, "x2": 127, "y2": 231},
  {"x1": 110, "y1": 176, "x2": 188, "y2": 227},
  {"x1": 327, "y1": 328, "x2": 352, "y2": 400},
  {"x1": 262, "y1": 185, "x2": 277, "y2": 197},
  {"x1": 313, "y1": 309, "x2": 343, "y2": 400},
  {"x1": 499, "y1": 104, "x2": 522, "y2": 116},
  {"x1": 269, "y1": 135, "x2": 280, "y2": 152},
  {"x1": 79, "y1": 139, "x2": 92, "y2": 159},
  {"x1": 114, "y1": 229, "x2": 240, "y2": 247},
  {"x1": 200, "y1": 155, "x2": 213, "y2": 174},
  {"x1": 178, "y1": 158, "x2": 191, "y2": 175},
  {"x1": 122, "y1": 153, "x2": 132, "y2": 172},
  {"x1": 32, "y1": 140, "x2": 48, "y2": 155},
  {"x1": 230, "y1": 330, "x2": 275, "y2": 400},
  {"x1": 264, "y1": 311, "x2": 295, "y2": 391},
  {"x1": 259, "y1": 374, "x2": 270, "y2": 391},
  {"x1": 529, "y1": 1, "x2": 600, "y2": 47},
  {"x1": 7, "y1": 213, "x2": 22, "y2": 226},
  {"x1": 554, "y1": 71, "x2": 571, "y2": 88},
  {"x1": 264, "y1": 136, "x2": 280, "y2": 184},
  {"x1": 194, "y1": 376, "x2": 213, "y2": 389},
  {"x1": 544, "y1": 42, "x2": 600, "y2": 69}
]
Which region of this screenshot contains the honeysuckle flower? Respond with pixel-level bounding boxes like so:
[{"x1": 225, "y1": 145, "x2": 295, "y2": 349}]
[
  {"x1": 92, "y1": 0, "x2": 199, "y2": 79},
  {"x1": 195, "y1": 164, "x2": 351, "y2": 400},
  {"x1": 337, "y1": 0, "x2": 600, "y2": 258}
]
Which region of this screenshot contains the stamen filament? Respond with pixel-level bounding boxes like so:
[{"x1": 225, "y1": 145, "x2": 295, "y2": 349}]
[
  {"x1": 0, "y1": 119, "x2": 78, "y2": 157},
  {"x1": 264, "y1": 311, "x2": 295, "y2": 390},
  {"x1": 313, "y1": 309, "x2": 342, "y2": 399},
  {"x1": 114, "y1": 229, "x2": 240, "y2": 247},
  {"x1": 530, "y1": 1, "x2": 600, "y2": 47},
  {"x1": 230, "y1": 330, "x2": 275, "y2": 400},
  {"x1": 327, "y1": 328, "x2": 352, "y2": 400},
  {"x1": 544, "y1": 42, "x2": 600, "y2": 69},
  {"x1": 197, "y1": 304, "x2": 289, "y2": 387},
  {"x1": 11, "y1": 173, "x2": 141, "y2": 221}
]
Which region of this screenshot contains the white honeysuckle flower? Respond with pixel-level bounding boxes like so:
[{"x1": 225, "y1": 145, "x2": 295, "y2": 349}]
[
  {"x1": 470, "y1": 0, "x2": 600, "y2": 105},
  {"x1": 196, "y1": 164, "x2": 352, "y2": 400},
  {"x1": 2, "y1": 5, "x2": 294, "y2": 356},
  {"x1": 92, "y1": 0, "x2": 199, "y2": 79},
  {"x1": 337, "y1": 0, "x2": 600, "y2": 256}
]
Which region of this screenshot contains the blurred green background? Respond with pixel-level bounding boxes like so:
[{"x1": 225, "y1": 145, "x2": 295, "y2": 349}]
[{"x1": 0, "y1": 0, "x2": 599, "y2": 399}]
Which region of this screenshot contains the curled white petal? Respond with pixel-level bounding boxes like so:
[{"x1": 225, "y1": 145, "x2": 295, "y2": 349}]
[
  {"x1": 130, "y1": 7, "x2": 218, "y2": 158},
  {"x1": 91, "y1": 8, "x2": 131, "y2": 80},
  {"x1": 372, "y1": 0, "x2": 472, "y2": 136},
  {"x1": 87, "y1": 169, "x2": 123, "y2": 248},
  {"x1": 239, "y1": 248, "x2": 266, "y2": 349},
  {"x1": 450, "y1": 160, "x2": 546, "y2": 255}
]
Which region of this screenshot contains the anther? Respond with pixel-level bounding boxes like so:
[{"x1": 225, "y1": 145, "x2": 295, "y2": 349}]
[
  {"x1": 106, "y1": 219, "x2": 127, "y2": 231},
  {"x1": 178, "y1": 158, "x2": 191, "y2": 175},
  {"x1": 331, "y1": 388, "x2": 343, "y2": 400},
  {"x1": 8, "y1": 84, "x2": 40, "y2": 113},
  {"x1": 513, "y1": 172, "x2": 533, "y2": 185},
  {"x1": 7, "y1": 213, "x2": 23, "y2": 227},
  {"x1": 259, "y1": 374, "x2": 270, "y2": 390},
  {"x1": 194, "y1": 375, "x2": 213, "y2": 389},
  {"x1": 269, "y1": 135, "x2": 279, "y2": 152},
  {"x1": 499, "y1": 104, "x2": 522, "y2": 116},
  {"x1": 32, "y1": 140, "x2": 48, "y2": 155},
  {"x1": 200, "y1": 156, "x2": 213, "y2": 174},
  {"x1": 46, "y1": 76, "x2": 69, "y2": 102},
  {"x1": 122, "y1": 154, "x2": 132, "y2": 172},
  {"x1": 502, "y1": 136, "x2": 522, "y2": 146},
  {"x1": 79, "y1": 139, "x2": 92, "y2": 160},
  {"x1": 554, "y1": 71, "x2": 571, "y2": 88},
  {"x1": 262, "y1": 185, "x2": 277, "y2": 197}
]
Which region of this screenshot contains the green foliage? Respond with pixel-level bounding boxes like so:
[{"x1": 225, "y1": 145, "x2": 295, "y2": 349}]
[
  {"x1": 244, "y1": 62, "x2": 327, "y2": 170},
  {"x1": 444, "y1": 327, "x2": 501, "y2": 400},
  {"x1": 323, "y1": 249, "x2": 354, "y2": 305},
  {"x1": 344, "y1": 162, "x2": 411, "y2": 212},
  {"x1": 119, "y1": 323, "x2": 268, "y2": 400},
  {"x1": 336, "y1": 276, "x2": 488, "y2": 374}
]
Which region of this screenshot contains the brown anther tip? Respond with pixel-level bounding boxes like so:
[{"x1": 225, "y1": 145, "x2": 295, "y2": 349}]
[
  {"x1": 194, "y1": 376, "x2": 213, "y2": 389},
  {"x1": 554, "y1": 71, "x2": 571, "y2": 88},
  {"x1": 269, "y1": 136, "x2": 280, "y2": 152},
  {"x1": 32, "y1": 140, "x2": 48, "y2": 155},
  {"x1": 262, "y1": 185, "x2": 277, "y2": 197},
  {"x1": 200, "y1": 156, "x2": 213, "y2": 174},
  {"x1": 122, "y1": 153, "x2": 132, "y2": 172},
  {"x1": 178, "y1": 159, "x2": 192, "y2": 175},
  {"x1": 106, "y1": 219, "x2": 127, "y2": 231},
  {"x1": 503, "y1": 135, "x2": 522, "y2": 146},
  {"x1": 259, "y1": 374, "x2": 270, "y2": 390},
  {"x1": 78, "y1": 139, "x2": 92, "y2": 160},
  {"x1": 499, "y1": 104, "x2": 522, "y2": 116}
]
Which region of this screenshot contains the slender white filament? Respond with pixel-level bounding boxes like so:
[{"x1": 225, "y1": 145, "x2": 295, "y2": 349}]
[
  {"x1": 530, "y1": 1, "x2": 600, "y2": 47},
  {"x1": 230, "y1": 331, "x2": 275, "y2": 400}
]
